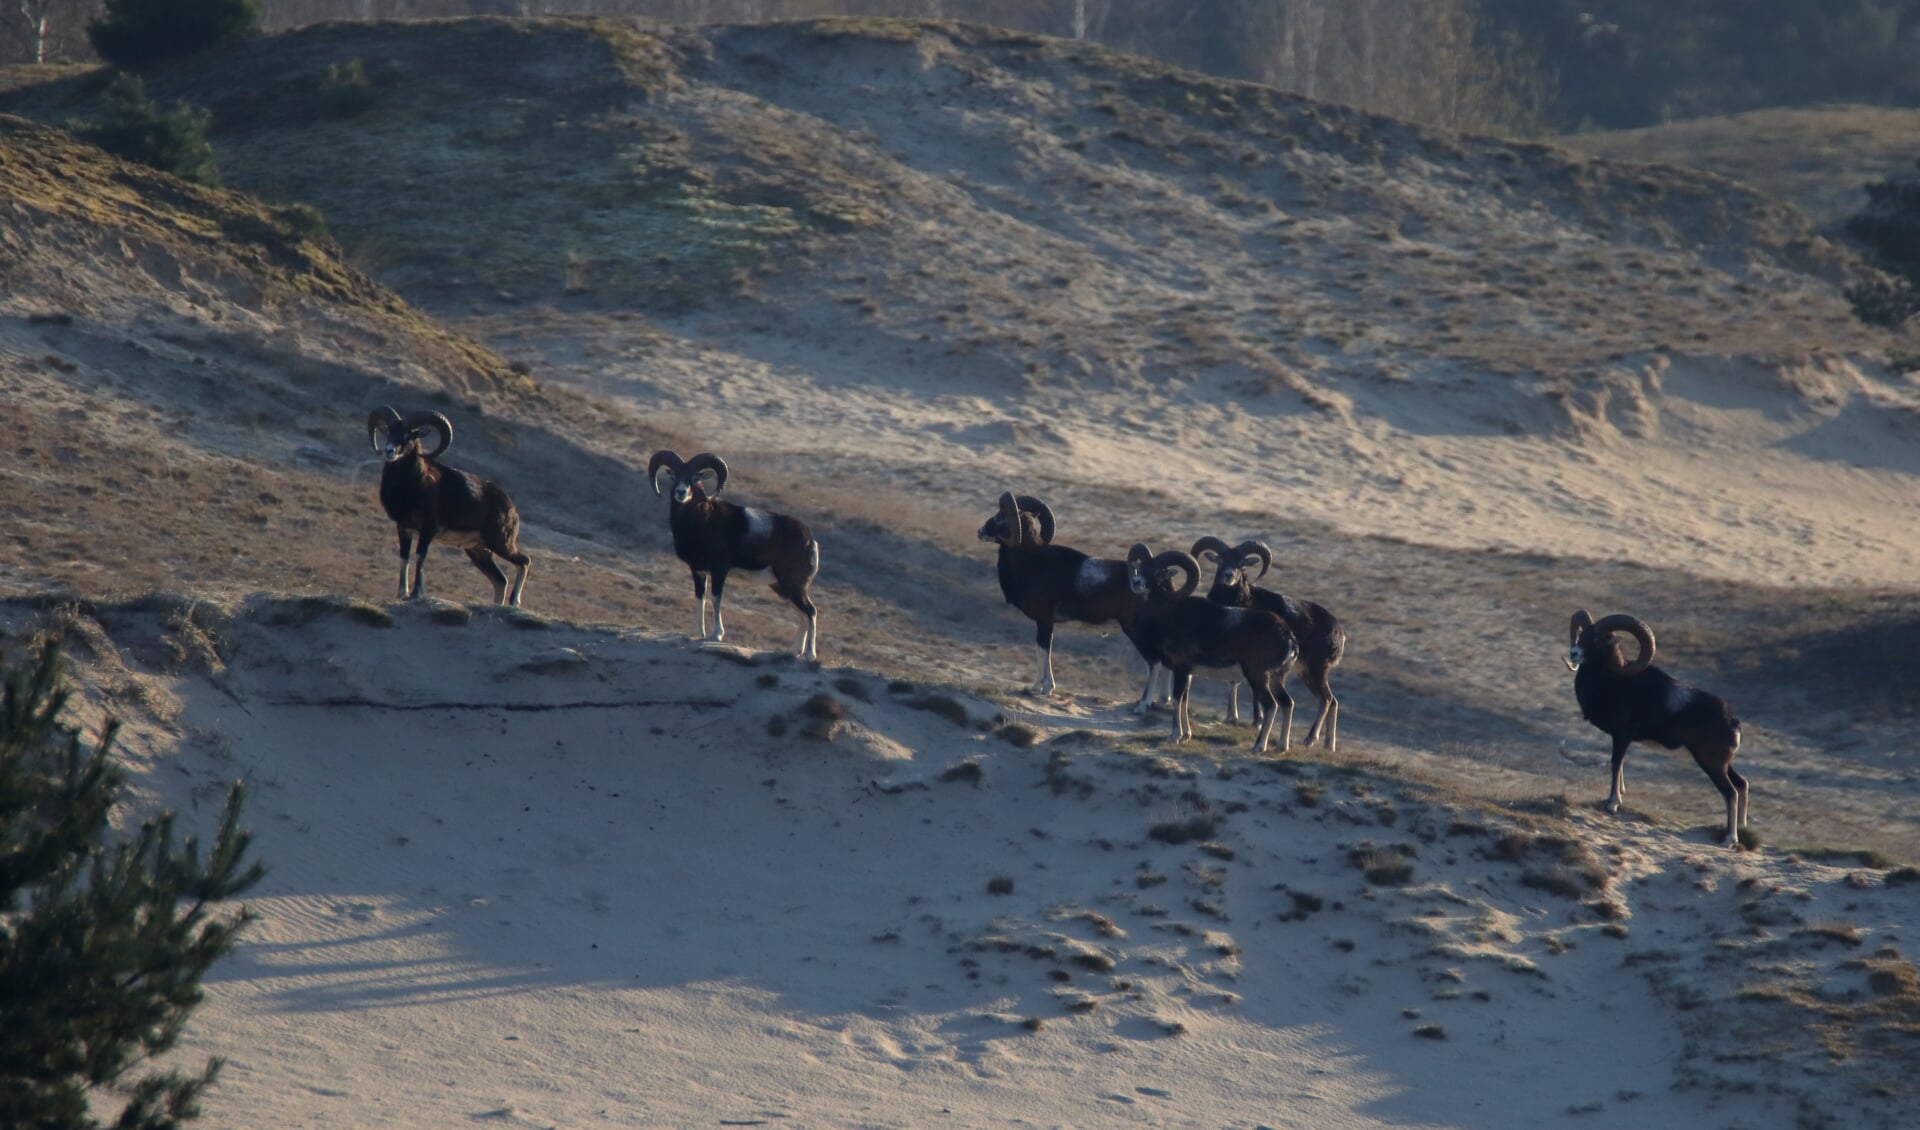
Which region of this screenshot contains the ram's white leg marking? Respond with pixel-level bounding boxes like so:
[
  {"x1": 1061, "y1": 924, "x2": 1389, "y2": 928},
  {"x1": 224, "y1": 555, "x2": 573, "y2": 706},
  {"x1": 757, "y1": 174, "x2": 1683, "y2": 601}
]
[
  {"x1": 1253, "y1": 711, "x2": 1276, "y2": 755},
  {"x1": 796, "y1": 608, "x2": 818, "y2": 662},
  {"x1": 1033, "y1": 645, "x2": 1056, "y2": 695},
  {"x1": 1131, "y1": 663, "x2": 1158, "y2": 715}
]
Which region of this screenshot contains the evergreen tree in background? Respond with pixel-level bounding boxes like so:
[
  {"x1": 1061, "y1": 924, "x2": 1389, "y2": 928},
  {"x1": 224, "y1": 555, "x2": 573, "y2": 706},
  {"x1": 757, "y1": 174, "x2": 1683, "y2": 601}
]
[
  {"x1": 1849, "y1": 160, "x2": 1920, "y2": 283},
  {"x1": 89, "y1": 0, "x2": 258, "y2": 66},
  {"x1": 0, "y1": 641, "x2": 263, "y2": 1129},
  {"x1": 1844, "y1": 160, "x2": 1920, "y2": 329},
  {"x1": 78, "y1": 73, "x2": 220, "y2": 187}
]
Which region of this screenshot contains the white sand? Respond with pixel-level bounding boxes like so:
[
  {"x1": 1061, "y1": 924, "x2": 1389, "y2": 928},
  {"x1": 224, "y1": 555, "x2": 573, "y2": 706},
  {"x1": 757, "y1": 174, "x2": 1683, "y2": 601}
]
[{"x1": 22, "y1": 594, "x2": 1912, "y2": 1130}]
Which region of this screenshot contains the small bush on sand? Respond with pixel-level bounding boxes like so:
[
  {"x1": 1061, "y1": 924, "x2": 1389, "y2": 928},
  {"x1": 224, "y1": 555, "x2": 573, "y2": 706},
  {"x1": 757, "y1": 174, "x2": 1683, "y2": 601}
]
[
  {"x1": 1149, "y1": 806, "x2": 1217, "y2": 845},
  {"x1": 1348, "y1": 844, "x2": 1416, "y2": 886},
  {"x1": 796, "y1": 693, "x2": 845, "y2": 741},
  {"x1": 909, "y1": 693, "x2": 969, "y2": 728},
  {"x1": 996, "y1": 722, "x2": 1041, "y2": 748},
  {"x1": 799, "y1": 693, "x2": 846, "y2": 721}
]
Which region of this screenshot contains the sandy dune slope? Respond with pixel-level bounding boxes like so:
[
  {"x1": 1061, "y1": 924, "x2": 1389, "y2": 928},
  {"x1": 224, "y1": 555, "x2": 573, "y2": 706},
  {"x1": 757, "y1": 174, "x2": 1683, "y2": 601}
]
[{"x1": 9, "y1": 594, "x2": 1917, "y2": 1129}]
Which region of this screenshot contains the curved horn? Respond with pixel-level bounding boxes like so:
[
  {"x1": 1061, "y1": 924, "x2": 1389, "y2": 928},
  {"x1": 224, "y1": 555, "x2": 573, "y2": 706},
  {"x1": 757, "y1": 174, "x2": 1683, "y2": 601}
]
[
  {"x1": 1151, "y1": 550, "x2": 1200, "y2": 597},
  {"x1": 367, "y1": 406, "x2": 402, "y2": 454},
  {"x1": 1568, "y1": 609, "x2": 1594, "y2": 652},
  {"x1": 403, "y1": 410, "x2": 453, "y2": 458},
  {"x1": 1233, "y1": 540, "x2": 1273, "y2": 580},
  {"x1": 1127, "y1": 542, "x2": 1153, "y2": 568},
  {"x1": 995, "y1": 492, "x2": 1023, "y2": 545},
  {"x1": 1591, "y1": 613, "x2": 1655, "y2": 677},
  {"x1": 685, "y1": 453, "x2": 729, "y2": 495},
  {"x1": 1015, "y1": 495, "x2": 1055, "y2": 544},
  {"x1": 647, "y1": 449, "x2": 685, "y2": 497},
  {"x1": 1190, "y1": 535, "x2": 1233, "y2": 564}
]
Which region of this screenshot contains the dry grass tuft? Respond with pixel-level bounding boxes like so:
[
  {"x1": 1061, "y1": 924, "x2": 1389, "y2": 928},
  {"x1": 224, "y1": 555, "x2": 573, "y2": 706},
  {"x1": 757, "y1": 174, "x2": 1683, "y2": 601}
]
[
  {"x1": 908, "y1": 693, "x2": 970, "y2": 728},
  {"x1": 1283, "y1": 890, "x2": 1324, "y2": 919},
  {"x1": 1063, "y1": 910, "x2": 1126, "y2": 939},
  {"x1": 261, "y1": 595, "x2": 394, "y2": 629},
  {"x1": 1149, "y1": 804, "x2": 1218, "y2": 845},
  {"x1": 1067, "y1": 949, "x2": 1116, "y2": 973},
  {"x1": 1794, "y1": 921, "x2": 1866, "y2": 948},
  {"x1": 996, "y1": 722, "x2": 1041, "y2": 748},
  {"x1": 1490, "y1": 830, "x2": 1535, "y2": 862},
  {"x1": 1490, "y1": 829, "x2": 1612, "y2": 897},
  {"x1": 1783, "y1": 845, "x2": 1893, "y2": 868},
  {"x1": 799, "y1": 692, "x2": 847, "y2": 720},
  {"x1": 1348, "y1": 843, "x2": 1416, "y2": 886},
  {"x1": 831, "y1": 674, "x2": 871, "y2": 701},
  {"x1": 1855, "y1": 958, "x2": 1920, "y2": 999},
  {"x1": 796, "y1": 692, "x2": 847, "y2": 740},
  {"x1": 1043, "y1": 751, "x2": 1095, "y2": 798},
  {"x1": 1708, "y1": 826, "x2": 1765, "y2": 850},
  {"x1": 1584, "y1": 898, "x2": 1628, "y2": 921},
  {"x1": 426, "y1": 602, "x2": 472, "y2": 625}
]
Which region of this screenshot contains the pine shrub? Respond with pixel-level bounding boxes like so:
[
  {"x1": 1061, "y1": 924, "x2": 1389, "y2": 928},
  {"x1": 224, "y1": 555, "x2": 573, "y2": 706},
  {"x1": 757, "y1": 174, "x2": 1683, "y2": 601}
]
[
  {"x1": 0, "y1": 642, "x2": 263, "y2": 1128},
  {"x1": 78, "y1": 73, "x2": 219, "y2": 187}
]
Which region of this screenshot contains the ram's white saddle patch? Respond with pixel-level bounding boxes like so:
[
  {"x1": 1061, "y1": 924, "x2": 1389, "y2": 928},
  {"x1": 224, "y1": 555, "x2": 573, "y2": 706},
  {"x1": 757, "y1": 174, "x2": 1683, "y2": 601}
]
[{"x1": 1075, "y1": 558, "x2": 1119, "y2": 595}]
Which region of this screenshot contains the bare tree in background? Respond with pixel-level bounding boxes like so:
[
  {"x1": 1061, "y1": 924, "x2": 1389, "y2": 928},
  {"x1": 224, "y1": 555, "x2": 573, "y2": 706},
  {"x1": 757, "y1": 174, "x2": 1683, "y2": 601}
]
[
  {"x1": 1071, "y1": 0, "x2": 1113, "y2": 41},
  {"x1": 1227, "y1": 0, "x2": 1542, "y2": 134},
  {"x1": 2, "y1": 0, "x2": 94, "y2": 62}
]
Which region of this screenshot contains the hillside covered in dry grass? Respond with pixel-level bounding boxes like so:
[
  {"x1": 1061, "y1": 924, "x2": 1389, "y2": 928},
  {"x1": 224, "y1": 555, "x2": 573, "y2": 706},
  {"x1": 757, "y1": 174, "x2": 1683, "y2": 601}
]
[{"x1": 5, "y1": 18, "x2": 1887, "y2": 380}]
